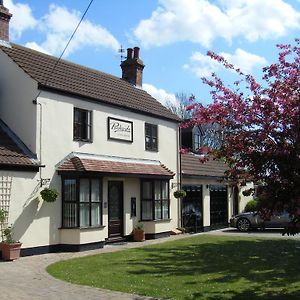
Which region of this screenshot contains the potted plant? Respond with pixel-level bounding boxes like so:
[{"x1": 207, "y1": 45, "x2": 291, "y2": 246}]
[
  {"x1": 173, "y1": 189, "x2": 186, "y2": 199},
  {"x1": 132, "y1": 222, "x2": 145, "y2": 242},
  {"x1": 40, "y1": 187, "x2": 59, "y2": 202},
  {"x1": 0, "y1": 209, "x2": 22, "y2": 261}
]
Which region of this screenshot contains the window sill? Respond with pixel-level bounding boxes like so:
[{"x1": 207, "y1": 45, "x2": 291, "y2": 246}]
[
  {"x1": 145, "y1": 149, "x2": 158, "y2": 152},
  {"x1": 141, "y1": 219, "x2": 171, "y2": 223},
  {"x1": 73, "y1": 138, "x2": 93, "y2": 143},
  {"x1": 59, "y1": 225, "x2": 105, "y2": 230}
]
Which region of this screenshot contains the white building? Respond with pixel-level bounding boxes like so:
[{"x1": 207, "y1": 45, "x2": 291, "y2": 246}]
[{"x1": 0, "y1": 2, "x2": 180, "y2": 255}]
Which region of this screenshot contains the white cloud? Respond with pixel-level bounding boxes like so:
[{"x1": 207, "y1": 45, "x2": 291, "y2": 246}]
[
  {"x1": 133, "y1": 0, "x2": 300, "y2": 47},
  {"x1": 25, "y1": 42, "x2": 50, "y2": 55},
  {"x1": 220, "y1": 49, "x2": 267, "y2": 74},
  {"x1": 31, "y1": 5, "x2": 119, "y2": 56},
  {"x1": 185, "y1": 48, "x2": 267, "y2": 78},
  {"x1": 143, "y1": 83, "x2": 178, "y2": 107},
  {"x1": 6, "y1": 0, "x2": 37, "y2": 39}
]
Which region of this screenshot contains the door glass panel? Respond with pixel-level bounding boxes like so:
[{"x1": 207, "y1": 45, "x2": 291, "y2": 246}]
[
  {"x1": 109, "y1": 184, "x2": 120, "y2": 220},
  {"x1": 80, "y1": 179, "x2": 89, "y2": 202}
]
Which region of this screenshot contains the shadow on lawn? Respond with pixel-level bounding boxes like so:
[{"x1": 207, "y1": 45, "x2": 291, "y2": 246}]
[{"x1": 127, "y1": 238, "x2": 300, "y2": 300}]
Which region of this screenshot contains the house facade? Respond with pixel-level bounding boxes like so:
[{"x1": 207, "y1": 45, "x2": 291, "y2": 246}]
[{"x1": 0, "y1": 2, "x2": 180, "y2": 255}]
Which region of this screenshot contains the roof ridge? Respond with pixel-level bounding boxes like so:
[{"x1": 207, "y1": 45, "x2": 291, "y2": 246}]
[
  {"x1": 1, "y1": 43, "x2": 180, "y2": 122},
  {"x1": 7, "y1": 43, "x2": 125, "y2": 83}
]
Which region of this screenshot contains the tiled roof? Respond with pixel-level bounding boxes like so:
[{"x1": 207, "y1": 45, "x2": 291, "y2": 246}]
[
  {"x1": 181, "y1": 153, "x2": 228, "y2": 178},
  {"x1": 0, "y1": 43, "x2": 180, "y2": 122},
  {"x1": 58, "y1": 156, "x2": 174, "y2": 178},
  {"x1": 0, "y1": 121, "x2": 39, "y2": 170}
]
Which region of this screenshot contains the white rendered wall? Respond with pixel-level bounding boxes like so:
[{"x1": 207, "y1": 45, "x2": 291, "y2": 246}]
[{"x1": 0, "y1": 51, "x2": 38, "y2": 153}]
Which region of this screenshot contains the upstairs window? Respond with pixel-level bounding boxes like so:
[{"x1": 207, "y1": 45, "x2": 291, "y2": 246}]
[
  {"x1": 145, "y1": 123, "x2": 158, "y2": 151},
  {"x1": 73, "y1": 108, "x2": 92, "y2": 142}
]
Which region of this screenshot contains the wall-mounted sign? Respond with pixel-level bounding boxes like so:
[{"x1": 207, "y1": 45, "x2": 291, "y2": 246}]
[{"x1": 108, "y1": 117, "x2": 133, "y2": 142}]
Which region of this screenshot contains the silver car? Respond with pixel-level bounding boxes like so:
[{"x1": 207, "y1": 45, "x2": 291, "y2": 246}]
[{"x1": 230, "y1": 211, "x2": 291, "y2": 232}]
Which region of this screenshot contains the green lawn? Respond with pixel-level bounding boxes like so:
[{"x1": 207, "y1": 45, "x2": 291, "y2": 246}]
[{"x1": 47, "y1": 235, "x2": 300, "y2": 300}]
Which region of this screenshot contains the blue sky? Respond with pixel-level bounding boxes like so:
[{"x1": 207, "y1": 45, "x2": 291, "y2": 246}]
[{"x1": 4, "y1": 0, "x2": 300, "y2": 106}]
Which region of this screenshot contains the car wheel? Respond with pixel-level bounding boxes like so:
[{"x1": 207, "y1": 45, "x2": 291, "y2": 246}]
[{"x1": 237, "y1": 218, "x2": 251, "y2": 232}]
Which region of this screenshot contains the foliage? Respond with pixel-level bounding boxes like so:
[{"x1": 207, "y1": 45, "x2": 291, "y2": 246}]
[
  {"x1": 244, "y1": 199, "x2": 258, "y2": 212},
  {"x1": 173, "y1": 189, "x2": 187, "y2": 199},
  {"x1": 40, "y1": 188, "x2": 59, "y2": 202},
  {"x1": 0, "y1": 209, "x2": 16, "y2": 243},
  {"x1": 133, "y1": 222, "x2": 144, "y2": 231},
  {"x1": 47, "y1": 235, "x2": 300, "y2": 299},
  {"x1": 0, "y1": 208, "x2": 7, "y2": 242},
  {"x1": 184, "y1": 40, "x2": 300, "y2": 234}
]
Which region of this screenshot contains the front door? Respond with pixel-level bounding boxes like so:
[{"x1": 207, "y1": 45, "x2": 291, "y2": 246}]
[
  {"x1": 210, "y1": 185, "x2": 228, "y2": 229},
  {"x1": 108, "y1": 181, "x2": 123, "y2": 239}
]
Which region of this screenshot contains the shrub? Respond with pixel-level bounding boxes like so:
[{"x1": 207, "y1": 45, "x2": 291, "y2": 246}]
[
  {"x1": 244, "y1": 199, "x2": 258, "y2": 212},
  {"x1": 173, "y1": 190, "x2": 186, "y2": 199},
  {"x1": 40, "y1": 188, "x2": 59, "y2": 202}
]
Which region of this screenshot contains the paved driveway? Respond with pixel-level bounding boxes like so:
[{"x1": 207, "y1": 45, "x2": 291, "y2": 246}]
[
  {"x1": 209, "y1": 227, "x2": 300, "y2": 239},
  {"x1": 0, "y1": 235, "x2": 189, "y2": 300},
  {"x1": 1, "y1": 229, "x2": 299, "y2": 299}
]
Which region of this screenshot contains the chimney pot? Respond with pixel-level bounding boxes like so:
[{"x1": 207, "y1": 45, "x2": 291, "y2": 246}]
[
  {"x1": 133, "y1": 47, "x2": 140, "y2": 59},
  {"x1": 127, "y1": 48, "x2": 133, "y2": 60},
  {"x1": 120, "y1": 46, "x2": 145, "y2": 87}
]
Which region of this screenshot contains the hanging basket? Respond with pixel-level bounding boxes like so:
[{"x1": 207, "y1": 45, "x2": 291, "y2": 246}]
[
  {"x1": 40, "y1": 188, "x2": 59, "y2": 203},
  {"x1": 173, "y1": 190, "x2": 186, "y2": 199}
]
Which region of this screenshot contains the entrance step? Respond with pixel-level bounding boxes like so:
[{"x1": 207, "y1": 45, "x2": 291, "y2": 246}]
[{"x1": 105, "y1": 236, "x2": 126, "y2": 244}]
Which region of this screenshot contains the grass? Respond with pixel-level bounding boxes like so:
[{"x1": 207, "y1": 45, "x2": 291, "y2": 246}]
[{"x1": 47, "y1": 235, "x2": 300, "y2": 300}]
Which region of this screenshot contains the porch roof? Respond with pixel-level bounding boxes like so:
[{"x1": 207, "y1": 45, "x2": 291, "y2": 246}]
[{"x1": 57, "y1": 153, "x2": 174, "y2": 178}]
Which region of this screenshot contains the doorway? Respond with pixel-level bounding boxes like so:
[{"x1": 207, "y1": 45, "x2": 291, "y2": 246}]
[{"x1": 108, "y1": 181, "x2": 123, "y2": 240}]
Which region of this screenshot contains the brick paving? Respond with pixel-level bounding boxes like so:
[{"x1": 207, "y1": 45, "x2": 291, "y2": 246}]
[
  {"x1": 0, "y1": 234, "x2": 192, "y2": 300},
  {"x1": 1, "y1": 229, "x2": 298, "y2": 300}
]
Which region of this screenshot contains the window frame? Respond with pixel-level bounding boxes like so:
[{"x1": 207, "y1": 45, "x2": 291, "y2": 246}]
[
  {"x1": 73, "y1": 107, "x2": 93, "y2": 142},
  {"x1": 62, "y1": 176, "x2": 103, "y2": 228},
  {"x1": 145, "y1": 123, "x2": 158, "y2": 151},
  {"x1": 141, "y1": 179, "x2": 170, "y2": 221}
]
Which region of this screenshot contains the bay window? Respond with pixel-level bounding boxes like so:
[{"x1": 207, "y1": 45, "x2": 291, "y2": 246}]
[
  {"x1": 141, "y1": 179, "x2": 170, "y2": 221},
  {"x1": 62, "y1": 177, "x2": 102, "y2": 228}
]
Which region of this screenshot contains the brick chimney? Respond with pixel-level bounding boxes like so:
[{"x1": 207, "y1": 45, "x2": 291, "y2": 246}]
[
  {"x1": 121, "y1": 47, "x2": 145, "y2": 87},
  {"x1": 0, "y1": 0, "x2": 12, "y2": 43}
]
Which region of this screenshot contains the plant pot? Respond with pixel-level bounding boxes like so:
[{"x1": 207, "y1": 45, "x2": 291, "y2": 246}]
[
  {"x1": 133, "y1": 229, "x2": 145, "y2": 242},
  {"x1": 0, "y1": 242, "x2": 22, "y2": 261}
]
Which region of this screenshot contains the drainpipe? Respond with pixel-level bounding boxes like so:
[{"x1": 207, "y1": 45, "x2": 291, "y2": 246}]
[{"x1": 33, "y1": 99, "x2": 43, "y2": 187}]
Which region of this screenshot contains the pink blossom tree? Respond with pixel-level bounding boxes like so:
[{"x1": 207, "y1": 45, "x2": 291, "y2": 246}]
[{"x1": 184, "y1": 40, "x2": 300, "y2": 235}]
